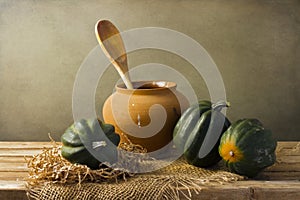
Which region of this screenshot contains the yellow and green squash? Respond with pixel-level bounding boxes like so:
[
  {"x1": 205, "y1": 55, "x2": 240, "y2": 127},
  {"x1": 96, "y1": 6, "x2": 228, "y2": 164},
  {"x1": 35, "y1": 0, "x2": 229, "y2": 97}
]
[{"x1": 219, "y1": 118, "x2": 277, "y2": 177}]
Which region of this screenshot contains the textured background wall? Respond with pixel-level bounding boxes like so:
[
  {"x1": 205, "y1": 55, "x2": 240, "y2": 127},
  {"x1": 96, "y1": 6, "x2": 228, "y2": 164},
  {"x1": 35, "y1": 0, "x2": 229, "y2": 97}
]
[{"x1": 0, "y1": 0, "x2": 299, "y2": 141}]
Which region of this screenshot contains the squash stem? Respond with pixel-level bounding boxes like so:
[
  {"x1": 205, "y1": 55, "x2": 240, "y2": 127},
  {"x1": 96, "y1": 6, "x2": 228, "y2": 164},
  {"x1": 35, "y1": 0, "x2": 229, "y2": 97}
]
[{"x1": 211, "y1": 101, "x2": 230, "y2": 112}]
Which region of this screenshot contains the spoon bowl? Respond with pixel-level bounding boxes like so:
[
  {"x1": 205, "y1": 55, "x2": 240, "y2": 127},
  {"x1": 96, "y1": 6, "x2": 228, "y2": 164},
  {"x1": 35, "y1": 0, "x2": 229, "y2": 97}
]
[{"x1": 95, "y1": 20, "x2": 133, "y2": 89}]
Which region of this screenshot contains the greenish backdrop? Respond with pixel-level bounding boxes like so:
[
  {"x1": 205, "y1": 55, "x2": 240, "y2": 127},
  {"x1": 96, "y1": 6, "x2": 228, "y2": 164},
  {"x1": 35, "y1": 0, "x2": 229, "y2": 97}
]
[{"x1": 0, "y1": 0, "x2": 299, "y2": 141}]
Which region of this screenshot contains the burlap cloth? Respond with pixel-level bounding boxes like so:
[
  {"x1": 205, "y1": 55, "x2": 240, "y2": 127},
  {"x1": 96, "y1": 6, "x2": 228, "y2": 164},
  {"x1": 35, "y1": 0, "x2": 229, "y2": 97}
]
[{"x1": 26, "y1": 143, "x2": 244, "y2": 200}]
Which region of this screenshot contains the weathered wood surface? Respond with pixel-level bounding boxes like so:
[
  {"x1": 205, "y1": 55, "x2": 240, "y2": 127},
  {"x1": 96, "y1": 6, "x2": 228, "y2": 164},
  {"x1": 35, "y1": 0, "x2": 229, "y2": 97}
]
[{"x1": 0, "y1": 141, "x2": 299, "y2": 199}]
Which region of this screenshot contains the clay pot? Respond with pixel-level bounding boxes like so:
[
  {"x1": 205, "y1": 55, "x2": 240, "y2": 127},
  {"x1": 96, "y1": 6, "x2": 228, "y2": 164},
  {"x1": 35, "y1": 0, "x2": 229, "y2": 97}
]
[{"x1": 102, "y1": 81, "x2": 188, "y2": 152}]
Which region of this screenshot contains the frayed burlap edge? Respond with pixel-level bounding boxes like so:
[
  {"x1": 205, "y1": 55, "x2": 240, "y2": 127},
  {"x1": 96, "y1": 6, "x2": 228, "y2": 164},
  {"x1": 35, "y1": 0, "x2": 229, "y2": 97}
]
[
  {"x1": 25, "y1": 137, "x2": 244, "y2": 200},
  {"x1": 26, "y1": 157, "x2": 244, "y2": 200},
  {"x1": 27, "y1": 172, "x2": 242, "y2": 200}
]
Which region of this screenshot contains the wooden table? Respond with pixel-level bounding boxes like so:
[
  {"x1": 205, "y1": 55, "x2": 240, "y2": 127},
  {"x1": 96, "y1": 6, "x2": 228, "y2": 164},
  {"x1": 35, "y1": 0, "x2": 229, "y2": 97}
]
[{"x1": 0, "y1": 142, "x2": 299, "y2": 200}]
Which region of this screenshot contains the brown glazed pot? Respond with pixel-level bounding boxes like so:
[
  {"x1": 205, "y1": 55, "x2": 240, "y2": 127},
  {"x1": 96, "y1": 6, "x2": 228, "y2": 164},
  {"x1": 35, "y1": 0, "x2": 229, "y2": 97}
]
[{"x1": 102, "y1": 81, "x2": 188, "y2": 152}]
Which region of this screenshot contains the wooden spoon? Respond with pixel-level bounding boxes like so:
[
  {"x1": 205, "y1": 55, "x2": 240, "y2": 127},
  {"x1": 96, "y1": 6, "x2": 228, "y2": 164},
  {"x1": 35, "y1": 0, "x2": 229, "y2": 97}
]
[{"x1": 95, "y1": 20, "x2": 133, "y2": 89}]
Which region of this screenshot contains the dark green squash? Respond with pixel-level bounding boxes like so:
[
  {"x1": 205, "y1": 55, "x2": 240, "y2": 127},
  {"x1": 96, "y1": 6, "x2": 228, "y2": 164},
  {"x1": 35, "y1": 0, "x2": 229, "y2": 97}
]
[
  {"x1": 219, "y1": 119, "x2": 277, "y2": 177},
  {"x1": 61, "y1": 118, "x2": 120, "y2": 169},
  {"x1": 173, "y1": 100, "x2": 231, "y2": 167}
]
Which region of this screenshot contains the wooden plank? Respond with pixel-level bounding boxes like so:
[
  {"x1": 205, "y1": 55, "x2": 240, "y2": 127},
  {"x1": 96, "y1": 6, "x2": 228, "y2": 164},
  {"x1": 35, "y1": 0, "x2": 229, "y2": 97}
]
[
  {"x1": 275, "y1": 142, "x2": 300, "y2": 156},
  {"x1": 0, "y1": 157, "x2": 28, "y2": 163},
  {"x1": 0, "y1": 172, "x2": 28, "y2": 181},
  {"x1": 181, "y1": 186, "x2": 300, "y2": 200},
  {"x1": 257, "y1": 171, "x2": 300, "y2": 180},
  {"x1": 0, "y1": 163, "x2": 27, "y2": 172},
  {"x1": 0, "y1": 179, "x2": 299, "y2": 199},
  {"x1": 0, "y1": 181, "x2": 299, "y2": 200},
  {"x1": 0, "y1": 141, "x2": 299, "y2": 200},
  {"x1": 275, "y1": 155, "x2": 300, "y2": 163},
  {"x1": 252, "y1": 188, "x2": 300, "y2": 200},
  {"x1": 0, "y1": 190, "x2": 27, "y2": 200},
  {"x1": 179, "y1": 181, "x2": 300, "y2": 200},
  {"x1": 187, "y1": 189, "x2": 296, "y2": 200},
  {"x1": 183, "y1": 188, "x2": 251, "y2": 200},
  {"x1": 0, "y1": 180, "x2": 26, "y2": 190},
  {"x1": 0, "y1": 149, "x2": 45, "y2": 157},
  {"x1": 0, "y1": 142, "x2": 58, "y2": 149},
  {"x1": 265, "y1": 162, "x2": 300, "y2": 172},
  {"x1": 275, "y1": 142, "x2": 299, "y2": 148},
  {"x1": 276, "y1": 149, "x2": 300, "y2": 156},
  {"x1": 232, "y1": 180, "x2": 300, "y2": 188}
]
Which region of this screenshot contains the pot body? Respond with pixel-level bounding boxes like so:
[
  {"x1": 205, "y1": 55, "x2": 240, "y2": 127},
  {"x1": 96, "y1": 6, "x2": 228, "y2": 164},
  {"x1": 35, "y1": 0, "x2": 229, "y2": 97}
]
[{"x1": 102, "y1": 81, "x2": 188, "y2": 152}]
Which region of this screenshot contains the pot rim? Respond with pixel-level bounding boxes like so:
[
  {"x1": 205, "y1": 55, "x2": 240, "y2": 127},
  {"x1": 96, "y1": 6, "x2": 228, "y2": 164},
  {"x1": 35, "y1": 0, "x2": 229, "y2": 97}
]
[{"x1": 116, "y1": 80, "x2": 177, "y2": 93}]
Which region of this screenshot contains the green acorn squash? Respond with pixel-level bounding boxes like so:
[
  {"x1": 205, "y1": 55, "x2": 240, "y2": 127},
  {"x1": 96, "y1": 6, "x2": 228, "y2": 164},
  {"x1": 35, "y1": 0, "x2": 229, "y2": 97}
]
[
  {"x1": 219, "y1": 119, "x2": 277, "y2": 177},
  {"x1": 61, "y1": 118, "x2": 120, "y2": 169},
  {"x1": 173, "y1": 100, "x2": 231, "y2": 167}
]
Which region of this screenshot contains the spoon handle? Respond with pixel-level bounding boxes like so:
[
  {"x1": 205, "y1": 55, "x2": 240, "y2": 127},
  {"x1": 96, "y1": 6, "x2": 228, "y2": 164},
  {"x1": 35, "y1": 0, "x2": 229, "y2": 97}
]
[{"x1": 115, "y1": 66, "x2": 134, "y2": 89}]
